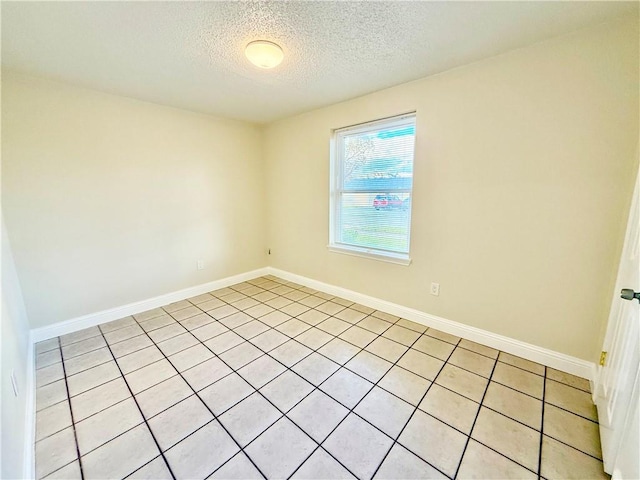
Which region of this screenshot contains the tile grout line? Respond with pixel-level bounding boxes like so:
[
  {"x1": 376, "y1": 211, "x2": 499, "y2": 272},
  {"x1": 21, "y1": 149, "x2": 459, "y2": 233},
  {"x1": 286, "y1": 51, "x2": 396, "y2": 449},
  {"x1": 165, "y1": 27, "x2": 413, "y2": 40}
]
[
  {"x1": 43, "y1": 287, "x2": 400, "y2": 472},
  {"x1": 473, "y1": 404, "x2": 540, "y2": 437},
  {"x1": 368, "y1": 337, "x2": 463, "y2": 480},
  {"x1": 541, "y1": 376, "x2": 592, "y2": 395},
  {"x1": 217, "y1": 300, "x2": 444, "y2": 410},
  {"x1": 537, "y1": 434, "x2": 605, "y2": 462},
  {"x1": 67, "y1": 363, "x2": 246, "y2": 462},
  {"x1": 53, "y1": 328, "x2": 299, "y2": 448},
  {"x1": 189, "y1": 278, "x2": 606, "y2": 474},
  {"x1": 452, "y1": 353, "x2": 500, "y2": 480},
  {"x1": 281, "y1": 336, "x2": 405, "y2": 478},
  {"x1": 274, "y1": 310, "x2": 598, "y2": 427},
  {"x1": 203, "y1": 342, "x2": 359, "y2": 478},
  {"x1": 464, "y1": 438, "x2": 540, "y2": 477},
  {"x1": 95, "y1": 327, "x2": 178, "y2": 480},
  {"x1": 462, "y1": 372, "x2": 575, "y2": 478},
  {"x1": 39, "y1": 459, "x2": 80, "y2": 480},
  {"x1": 286, "y1": 318, "x2": 453, "y2": 479},
  {"x1": 66, "y1": 280, "x2": 466, "y2": 478},
  {"x1": 48, "y1": 319, "x2": 570, "y2": 394},
  {"x1": 179, "y1": 287, "x2": 407, "y2": 478},
  {"x1": 197, "y1": 277, "x2": 604, "y2": 474},
  {"x1": 538, "y1": 366, "x2": 548, "y2": 480},
  {"x1": 46, "y1": 330, "x2": 595, "y2": 435},
  {"x1": 35, "y1": 395, "x2": 131, "y2": 447},
  {"x1": 89, "y1": 330, "x2": 584, "y2": 480},
  {"x1": 204, "y1": 450, "x2": 258, "y2": 480},
  {"x1": 38, "y1": 276, "x2": 602, "y2": 479},
  {"x1": 127, "y1": 314, "x2": 270, "y2": 480},
  {"x1": 43, "y1": 358, "x2": 249, "y2": 454},
  {"x1": 441, "y1": 394, "x2": 562, "y2": 478},
  {"x1": 162, "y1": 312, "x2": 364, "y2": 479},
  {"x1": 187, "y1": 323, "x2": 366, "y2": 479},
  {"x1": 425, "y1": 374, "x2": 548, "y2": 477},
  {"x1": 58, "y1": 288, "x2": 551, "y2": 387},
  {"x1": 45, "y1": 322, "x2": 445, "y2": 401},
  {"x1": 56, "y1": 337, "x2": 85, "y2": 480},
  {"x1": 124, "y1": 454, "x2": 166, "y2": 479}
]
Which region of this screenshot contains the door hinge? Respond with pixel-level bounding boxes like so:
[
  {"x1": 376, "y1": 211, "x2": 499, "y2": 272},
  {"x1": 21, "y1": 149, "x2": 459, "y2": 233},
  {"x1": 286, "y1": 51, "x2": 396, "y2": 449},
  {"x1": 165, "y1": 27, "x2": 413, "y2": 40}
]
[{"x1": 599, "y1": 351, "x2": 607, "y2": 367}]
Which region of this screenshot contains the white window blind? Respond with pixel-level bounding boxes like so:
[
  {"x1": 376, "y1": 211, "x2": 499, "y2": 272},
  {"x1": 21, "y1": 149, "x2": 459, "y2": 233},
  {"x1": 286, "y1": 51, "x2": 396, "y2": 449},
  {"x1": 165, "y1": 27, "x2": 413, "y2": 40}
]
[{"x1": 330, "y1": 113, "x2": 416, "y2": 264}]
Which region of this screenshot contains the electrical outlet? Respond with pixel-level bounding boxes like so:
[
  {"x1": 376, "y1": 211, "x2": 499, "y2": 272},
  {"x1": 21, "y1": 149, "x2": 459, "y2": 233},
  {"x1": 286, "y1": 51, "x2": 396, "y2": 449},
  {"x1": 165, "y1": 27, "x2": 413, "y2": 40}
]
[
  {"x1": 197, "y1": 260, "x2": 204, "y2": 270},
  {"x1": 430, "y1": 282, "x2": 440, "y2": 296},
  {"x1": 10, "y1": 370, "x2": 19, "y2": 397}
]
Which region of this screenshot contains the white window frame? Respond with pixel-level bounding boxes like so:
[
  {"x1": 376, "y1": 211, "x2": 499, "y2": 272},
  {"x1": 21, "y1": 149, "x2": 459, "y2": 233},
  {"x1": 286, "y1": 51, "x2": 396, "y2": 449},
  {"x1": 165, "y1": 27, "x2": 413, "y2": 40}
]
[{"x1": 329, "y1": 112, "x2": 416, "y2": 266}]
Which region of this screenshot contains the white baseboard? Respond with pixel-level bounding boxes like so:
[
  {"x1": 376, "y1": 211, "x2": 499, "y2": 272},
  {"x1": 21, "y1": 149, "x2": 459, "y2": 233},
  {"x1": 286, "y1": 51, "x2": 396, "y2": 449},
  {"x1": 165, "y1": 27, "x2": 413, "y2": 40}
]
[
  {"x1": 30, "y1": 268, "x2": 269, "y2": 343},
  {"x1": 29, "y1": 265, "x2": 594, "y2": 381},
  {"x1": 268, "y1": 267, "x2": 596, "y2": 380},
  {"x1": 23, "y1": 338, "x2": 35, "y2": 480}
]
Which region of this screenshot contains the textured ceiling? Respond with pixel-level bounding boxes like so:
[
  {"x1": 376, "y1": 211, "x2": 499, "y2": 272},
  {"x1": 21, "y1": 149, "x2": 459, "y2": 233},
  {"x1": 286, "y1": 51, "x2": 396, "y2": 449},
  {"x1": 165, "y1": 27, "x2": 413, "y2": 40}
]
[{"x1": 2, "y1": 1, "x2": 637, "y2": 123}]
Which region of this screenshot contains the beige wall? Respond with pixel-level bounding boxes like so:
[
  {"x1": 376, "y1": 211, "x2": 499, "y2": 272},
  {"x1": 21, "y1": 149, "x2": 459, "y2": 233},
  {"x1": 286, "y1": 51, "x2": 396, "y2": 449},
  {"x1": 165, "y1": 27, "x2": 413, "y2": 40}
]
[
  {"x1": 264, "y1": 18, "x2": 639, "y2": 362},
  {"x1": 1, "y1": 219, "x2": 32, "y2": 479},
  {"x1": 2, "y1": 73, "x2": 266, "y2": 328}
]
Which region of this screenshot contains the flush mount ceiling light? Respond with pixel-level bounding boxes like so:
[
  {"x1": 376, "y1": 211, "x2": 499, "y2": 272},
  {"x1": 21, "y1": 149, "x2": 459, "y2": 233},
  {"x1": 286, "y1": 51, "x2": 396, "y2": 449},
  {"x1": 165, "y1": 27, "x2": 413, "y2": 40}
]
[{"x1": 245, "y1": 40, "x2": 284, "y2": 69}]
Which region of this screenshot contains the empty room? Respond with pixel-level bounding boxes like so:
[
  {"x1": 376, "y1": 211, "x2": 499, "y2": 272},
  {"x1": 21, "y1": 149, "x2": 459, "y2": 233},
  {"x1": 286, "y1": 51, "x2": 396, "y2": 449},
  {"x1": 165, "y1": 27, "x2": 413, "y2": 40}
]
[{"x1": 1, "y1": 1, "x2": 639, "y2": 479}]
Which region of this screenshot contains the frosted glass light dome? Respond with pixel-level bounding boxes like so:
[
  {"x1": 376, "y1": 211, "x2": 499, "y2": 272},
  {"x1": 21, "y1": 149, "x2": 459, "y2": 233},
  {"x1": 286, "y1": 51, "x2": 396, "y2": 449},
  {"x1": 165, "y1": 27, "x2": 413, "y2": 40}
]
[{"x1": 245, "y1": 40, "x2": 284, "y2": 69}]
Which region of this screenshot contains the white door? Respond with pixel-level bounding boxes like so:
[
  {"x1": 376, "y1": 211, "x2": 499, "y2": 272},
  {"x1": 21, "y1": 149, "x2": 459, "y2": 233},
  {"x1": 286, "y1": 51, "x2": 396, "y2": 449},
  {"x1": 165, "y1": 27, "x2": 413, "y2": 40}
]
[{"x1": 595, "y1": 163, "x2": 640, "y2": 479}]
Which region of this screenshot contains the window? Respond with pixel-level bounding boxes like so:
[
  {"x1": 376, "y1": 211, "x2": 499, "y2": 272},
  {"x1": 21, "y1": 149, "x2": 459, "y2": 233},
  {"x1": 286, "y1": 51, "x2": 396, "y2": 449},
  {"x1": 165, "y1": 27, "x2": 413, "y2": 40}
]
[{"x1": 329, "y1": 113, "x2": 416, "y2": 265}]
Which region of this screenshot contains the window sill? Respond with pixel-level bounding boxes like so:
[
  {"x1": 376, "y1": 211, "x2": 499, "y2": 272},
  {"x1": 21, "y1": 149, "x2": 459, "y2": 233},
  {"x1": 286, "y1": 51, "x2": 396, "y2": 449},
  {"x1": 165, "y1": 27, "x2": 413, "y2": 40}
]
[{"x1": 327, "y1": 244, "x2": 412, "y2": 266}]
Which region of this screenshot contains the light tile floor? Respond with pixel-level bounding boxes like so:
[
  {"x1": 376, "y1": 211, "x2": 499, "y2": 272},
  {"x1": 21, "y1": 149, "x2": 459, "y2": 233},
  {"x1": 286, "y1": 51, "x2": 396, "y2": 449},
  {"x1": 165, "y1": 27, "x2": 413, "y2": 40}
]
[{"x1": 34, "y1": 275, "x2": 608, "y2": 480}]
